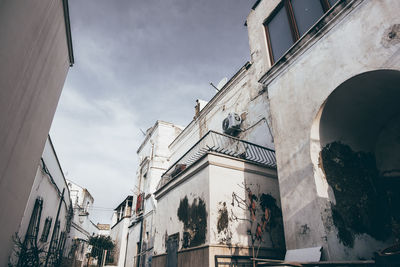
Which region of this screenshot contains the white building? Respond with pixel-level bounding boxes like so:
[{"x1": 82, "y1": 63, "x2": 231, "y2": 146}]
[
  {"x1": 64, "y1": 180, "x2": 99, "y2": 267},
  {"x1": 106, "y1": 196, "x2": 133, "y2": 267},
  {"x1": 125, "y1": 121, "x2": 184, "y2": 267},
  {"x1": 248, "y1": 0, "x2": 400, "y2": 261},
  {"x1": 149, "y1": 62, "x2": 284, "y2": 266},
  {"x1": 97, "y1": 224, "x2": 111, "y2": 236},
  {"x1": 10, "y1": 136, "x2": 73, "y2": 266},
  {"x1": 0, "y1": 1, "x2": 74, "y2": 264}
]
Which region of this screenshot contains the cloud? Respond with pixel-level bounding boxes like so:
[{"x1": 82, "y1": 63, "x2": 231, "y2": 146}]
[
  {"x1": 50, "y1": 0, "x2": 254, "y2": 223},
  {"x1": 50, "y1": 87, "x2": 141, "y2": 223}
]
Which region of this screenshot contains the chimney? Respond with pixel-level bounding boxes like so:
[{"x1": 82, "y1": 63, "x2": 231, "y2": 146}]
[{"x1": 194, "y1": 99, "x2": 208, "y2": 119}]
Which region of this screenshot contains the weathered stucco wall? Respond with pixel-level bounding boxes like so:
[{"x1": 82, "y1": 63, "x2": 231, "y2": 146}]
[
  {"x1": 128, "y1": 121, "x2": 183, "y2": 266},
  {"x1": 0, "y1": 0, "x2": 71, "y2": 263},
  {"x1": 246, "y1": 0, "x2": 279, "y2": 76},
  {"x1": 13, "y1": 137, "x2": 72, "y2": 264},
  {"x1": 169, "y1": 62, "x2": 274, "y2": 166},
  {"x1": 154, "y1": 153, "x2": 285, "y2": 265},
  {"x1": 109, "y1": 218, "x2": 130, "y2": 267},
  {"x1": 125, "y1": 222, "x2": 141, "y2": 267},
  {"x1": 208, "y1": 153, "x2": 284, "y2": 251},
  {"x1": 250, "y1": 0, "x2": 400, "y2": 260},
  {"x1": 154, "y1": 156, "x2": 210, "y2": 255}
]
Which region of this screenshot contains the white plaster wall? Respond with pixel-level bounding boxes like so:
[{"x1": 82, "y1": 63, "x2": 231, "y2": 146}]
[
  {"x1": 15, "y1": 138, "x2": 72, "y2": 263},
  {"x1": 153, "y1": 159, "x2": 210, "y2": 254},
  {"x1": 136, "y1": 121, "x2": 182, "y2": 197},
  {"x1": 126, "y1": 223, "x2": 141, "y2": 267},
  {"x1": 153, "y1": 153, "x2": 283, "y2": 257},
  {"x1": 127, "y1": 121, "x2": 183, "y2": 266},
  {"x1": 64, "y1": 179, "x2": 98, "y2": 262},
  {"x1": 253, "y1": 0, "x2": 400, "y2": 260},
  {"x1": 68, "y1": 180, "x2": 94, "y2": 211},
  {"x1": 108, "y1": 218, "x2": 130, "y2": 267},
  {"x1": 0, "y1": 0, "x2": 71, "y2": 262},
  {"x1": 208, "y1": 154, "x2": 283, "y2": 249},
  {"x1": 246, "y1": 0, "x2": 279, "y2": 77},
  {"x1": 168, "y1": 60, "x2": 275, "y2": 167}
]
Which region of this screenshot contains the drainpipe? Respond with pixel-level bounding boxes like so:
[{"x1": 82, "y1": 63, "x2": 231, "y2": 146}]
[
  {"x1": 136, "y1": 216, "x2": 144, "y2": 267},
  {"x1": 124, "y1": 232, "x2": 129, "y2": 267},
  {"x1": 44, "y1": 188, "x2": 65, "y2": 267}
]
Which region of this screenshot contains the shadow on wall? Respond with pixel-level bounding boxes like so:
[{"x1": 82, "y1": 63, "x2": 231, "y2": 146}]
[{"x1": 229, "y1": 178, "x2": 285, "y2": 254}]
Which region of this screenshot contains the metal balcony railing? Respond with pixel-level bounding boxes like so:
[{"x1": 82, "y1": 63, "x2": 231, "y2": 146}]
[{"x1": 159, "y1": 131, "x2": 276, "y2": 188}]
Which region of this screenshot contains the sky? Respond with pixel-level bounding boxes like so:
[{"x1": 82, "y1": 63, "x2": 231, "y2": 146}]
[{"x1": 50, "y1": 0, "x2": 255, "y2": 224}]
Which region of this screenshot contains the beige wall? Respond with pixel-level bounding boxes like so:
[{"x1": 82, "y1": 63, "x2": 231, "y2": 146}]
[{"x1": 0, "y1": 0, "x2": 71, "y2": 264}]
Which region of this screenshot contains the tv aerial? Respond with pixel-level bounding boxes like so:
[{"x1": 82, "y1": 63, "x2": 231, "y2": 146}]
[{"x1": 210, "y1": 77, "x2": 228, "y2": 92}]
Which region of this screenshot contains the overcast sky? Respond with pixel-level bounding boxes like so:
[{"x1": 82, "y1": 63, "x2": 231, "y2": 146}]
[{"x1": 50, "y1": 0, "x2": 254, "y2": 224}]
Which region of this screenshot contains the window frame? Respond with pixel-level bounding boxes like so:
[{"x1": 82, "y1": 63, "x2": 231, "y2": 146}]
[
  {"x1": 40, "y1": 217, "x2": 53, "y2": 242},
  {"x1": 264, "y1": 0, "x2": 337, "y2": 64},
  {"x1": 24, "y1": 197, "x2": 43, "y2": 246}
]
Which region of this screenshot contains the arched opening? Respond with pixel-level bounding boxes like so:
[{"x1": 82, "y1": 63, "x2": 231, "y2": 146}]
[{"x1": 318, "y1": 70, "x2": 400, "y2": 250}]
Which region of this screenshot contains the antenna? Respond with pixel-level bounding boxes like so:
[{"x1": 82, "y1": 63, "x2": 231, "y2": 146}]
[
  {"x1": 139, "y1": 128, "x2": 146, "y2": 136},
  {"x1": 217, "y1": 77, "x2": 228, "y2": 90},
  {"x1": 210, "y1": 77, "x2": 228, "y2": 93},
  {"x1": 210, "y1": 82, "x2": 219, "y2": 92}
]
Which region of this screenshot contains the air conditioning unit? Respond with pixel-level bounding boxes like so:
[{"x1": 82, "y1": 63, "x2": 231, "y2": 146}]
[{"x1": 222, "y1": 113, "x2": 242, "y2": 136}]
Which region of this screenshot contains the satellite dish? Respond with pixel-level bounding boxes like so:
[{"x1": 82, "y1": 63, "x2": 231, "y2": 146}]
[{"x1": 217, "y1": 77, "x2": 228, "y2": 90}]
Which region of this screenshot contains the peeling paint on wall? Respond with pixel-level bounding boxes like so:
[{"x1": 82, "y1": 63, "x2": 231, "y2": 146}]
[
  {"x1": 217, "y1": 202, "x2": 229, "y2": 233},
  {"x1": 177, "y1": 196, "x2": 207, "y2": 248},
  {"x1": 216, "y1": 202, "x2": 232, "y2": 244}
]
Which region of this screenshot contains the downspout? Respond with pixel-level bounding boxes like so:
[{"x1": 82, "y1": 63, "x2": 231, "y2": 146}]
[
  {"x1": 124, "y1": 232, "x2": 129, "y2": 267},
  {"x1": 136, "y1": 216, "x2": 144, "y2": 267},
  {"x1": 44, "y1": 188, "x2": 65, "y2": 267}
]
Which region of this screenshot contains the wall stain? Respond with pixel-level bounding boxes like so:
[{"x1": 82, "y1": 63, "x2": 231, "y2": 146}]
[
  {"x1": 216, "y1": 201, "x2": 232, "y2": 244},
  {"x1": 299, "y1": 224, "x2": 310, "y2": 235},
  {"x1": 321, "y1": 141, "x2": 400, "y2": 247},
  {"x1": 217, "y1": 202, "x2": 229, "y2": 233},
  {"x1": 177, "y1": 196, "x2": 207, "y2": 248},
  {"x1": 381, "y1": 24, "x2": 400, "y2": 48},
  {"x1": 231, "y1": 186, "x2": 284, "y2": 248}
]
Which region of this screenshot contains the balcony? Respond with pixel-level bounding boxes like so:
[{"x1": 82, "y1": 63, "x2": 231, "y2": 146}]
[{"x1": 158, "y1": 130, "x2": 276, "y2": 189}]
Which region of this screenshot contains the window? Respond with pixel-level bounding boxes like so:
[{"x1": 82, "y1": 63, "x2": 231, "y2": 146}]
[
  {"x1": 49, "y1": 220, "x2": 60, "y2": 254},
  {"x1": 264, "y1": 0, "x2": 339, "y2": 64},
  {"x1": 24, "y1": 197, "x2": 43, "y2": 246},
  {"x1": 40, "y1": 217, "x2": 52, "y2": 242}
]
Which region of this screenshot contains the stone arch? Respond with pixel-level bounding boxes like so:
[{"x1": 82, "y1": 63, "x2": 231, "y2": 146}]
[{"x1": 310, "y1": 69, "x2": 400, "y2": 256}]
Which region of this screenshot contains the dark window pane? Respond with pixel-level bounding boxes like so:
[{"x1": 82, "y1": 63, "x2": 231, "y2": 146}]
[
  {"x1": 291, "y1": 0, "x2": 324, "y2": 36},
  {"x1": 328, "y1": 0, "x2": 340, "y2": 7},
  {"x1": 267, "y1": 6, "x2": 294, "y2": 62}
]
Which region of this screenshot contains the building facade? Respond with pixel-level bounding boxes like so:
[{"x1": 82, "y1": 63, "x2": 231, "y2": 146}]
[
  {"x1": 247, "y1": 0, "x2": 400, "y2": 260},
  {"x1": 126, "y1": 121, "x2": 184, "y2": 267},
  {"x1": 65, "y1": 180, "x2": 99, "y2": 267},
  {"x1": 107, "y1": 196, "x2": 133, "y2": 267},
  {"x1": 148, "y1": 61, "x2": 284, "y2": 266},
  {"x1": 10, "y1": 136, "x2": 73, "y2": 266},
  {"x1": 0, "y1": 0, "x2": 74, "y2": 264}
]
